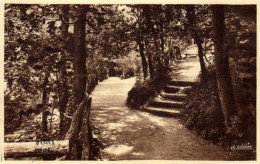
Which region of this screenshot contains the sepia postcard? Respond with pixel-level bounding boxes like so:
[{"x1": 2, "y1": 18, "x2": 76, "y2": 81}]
[{"x1": 1, "y1": 0, "x2": 259, "y2": 163}]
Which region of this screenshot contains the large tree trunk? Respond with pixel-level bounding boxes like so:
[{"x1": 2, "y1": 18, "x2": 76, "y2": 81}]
[
  {"x1": 60, "y1": 5, "x2": 70, "y2": 135},
  {"x1": 212, "y1": 5, "x2": 236, "y2": 127},
  {"x1": 70, "y1": 6, "x2": 88, "y2": 159},
  {"x1": 73, "y1": 6, "x2": 87, "y2": 107}
]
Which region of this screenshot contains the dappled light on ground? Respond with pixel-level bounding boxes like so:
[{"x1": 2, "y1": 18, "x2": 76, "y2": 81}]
[
  {"x1": 139, "y1": 112, "x2": 166, "y2": 127},
  {"x1": 104, "y1": 145, "x2": 134, "y2": 156},
  {"x1": 90, "y1": 75, "x2": 230, "y2": 160}
]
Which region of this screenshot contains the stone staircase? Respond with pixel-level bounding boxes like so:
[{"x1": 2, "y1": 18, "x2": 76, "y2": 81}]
[{"x1": 143, "y1": 80, "x2": 195, "y2": 117}]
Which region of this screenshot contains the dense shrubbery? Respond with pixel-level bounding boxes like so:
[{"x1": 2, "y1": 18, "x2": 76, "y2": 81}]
[
  {"x1": 4, "y1": 103, "x2": 21, "y2": 134},
  {"x1": 126, "y1": 67, "x2": 170, "y2": 109},
  {"x1": 126, "y1": 85, "x2": 153, "y2": 108},
  {"x1": 182, "y1": 68, "x2": 225, "y2": 144},
  {"x1": 182, "y1": 65, "x2": 256, "y2": 159}
]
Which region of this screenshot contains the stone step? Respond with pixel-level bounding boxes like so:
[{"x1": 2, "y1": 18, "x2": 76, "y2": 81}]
[
  {"x1": 169, "y1": 80, "x2": 196, "y2": 86},
  {"x1": 150, "y1": 99, "x2": 184, "y2": 108},
  {"x1": 161, "y1": 92, "x2": 187, "y2": 101},
  {"x1": 163, "y1": 85, "x2": 180, "y2": 93},
  {"x1": 143, "y1": 106, "x2": 181, "y2": 117},
  {"x1": 163, "y1": 85, "x2": 192, "y2": 94}
]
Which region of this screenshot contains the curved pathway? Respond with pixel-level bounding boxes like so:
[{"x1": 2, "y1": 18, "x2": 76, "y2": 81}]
[{"x1": 90, "y1": 76, "x2": 230, "y2": 160}]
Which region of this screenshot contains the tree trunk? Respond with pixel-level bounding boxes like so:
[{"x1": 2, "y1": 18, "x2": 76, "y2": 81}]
[
  {"x1": 60, "y1": 5, "x2": 70, "y2": 135},
  {"x1": 143, "y1": 5, "x2": 162, "y2": 76},
  {"x1": 194, "y1": 34, "x2": 207, "y2": 76},
  {"x1": 137, "y1": 33, "x2": 148, "y2": 80},
  {"x1": 73, "y1": 6, "x2": 87, "y2": 107},
  {"x1": 41, "y1": 72, "x2": 50, "y2": 133},
  {"x1": 136, "y1": 6, "x2": 148, "y2": 80},
  {"x1": 151, "y1": 25, "x2": 162, "y2": 73},
  {"x1": 160, "y1": 23, "x2": 169, "y2": 68},
  {"x1": 160, "y1": 23, "x2": 165, "y2": 53},
  {"x1": 212, "y1": 5, "x2": 236, "y2": 126},
  {"x1": 186, "y1": 5, "x2": 207, "y2": 77},
  {"x1": 145, "y1": 41, "x2": 154, "y2": 79},
  {"x1": 70, "y1": 7, "x2": 88, "y2": 158}
]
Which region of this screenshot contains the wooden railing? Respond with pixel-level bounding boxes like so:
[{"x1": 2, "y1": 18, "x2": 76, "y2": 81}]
[
  {"x1": 65, "y1": 96, "x2": 92, "y2": 160},
  {"x1": 4, "y1": 96, "x2": 92, "y2": 160}
]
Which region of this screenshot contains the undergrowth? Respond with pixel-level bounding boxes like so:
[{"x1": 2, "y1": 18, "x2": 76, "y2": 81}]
[
  {"x1": 181, "y1": 67, "x2": 256, "y2": 160},
  {"x1": 126, "y1": 67, "x2": 170, "y2": 109},
  {"x1": 182, "y1": 69, "x2": 225, "y2": 144}
]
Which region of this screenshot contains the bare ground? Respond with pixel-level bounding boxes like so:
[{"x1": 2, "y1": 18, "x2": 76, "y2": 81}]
[{"x1": 90, "y1": 77, "x2": 231, "y2": 160}]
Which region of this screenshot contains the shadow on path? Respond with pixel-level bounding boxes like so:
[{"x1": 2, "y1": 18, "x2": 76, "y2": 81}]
[{"x1": 90, "y1": 76, "x2": 230, "y2": 160}]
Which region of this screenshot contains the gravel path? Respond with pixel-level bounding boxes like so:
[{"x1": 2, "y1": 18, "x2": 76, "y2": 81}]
[{"x1": 90, "y1": 77, "x2": 230, "y2": 160}]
